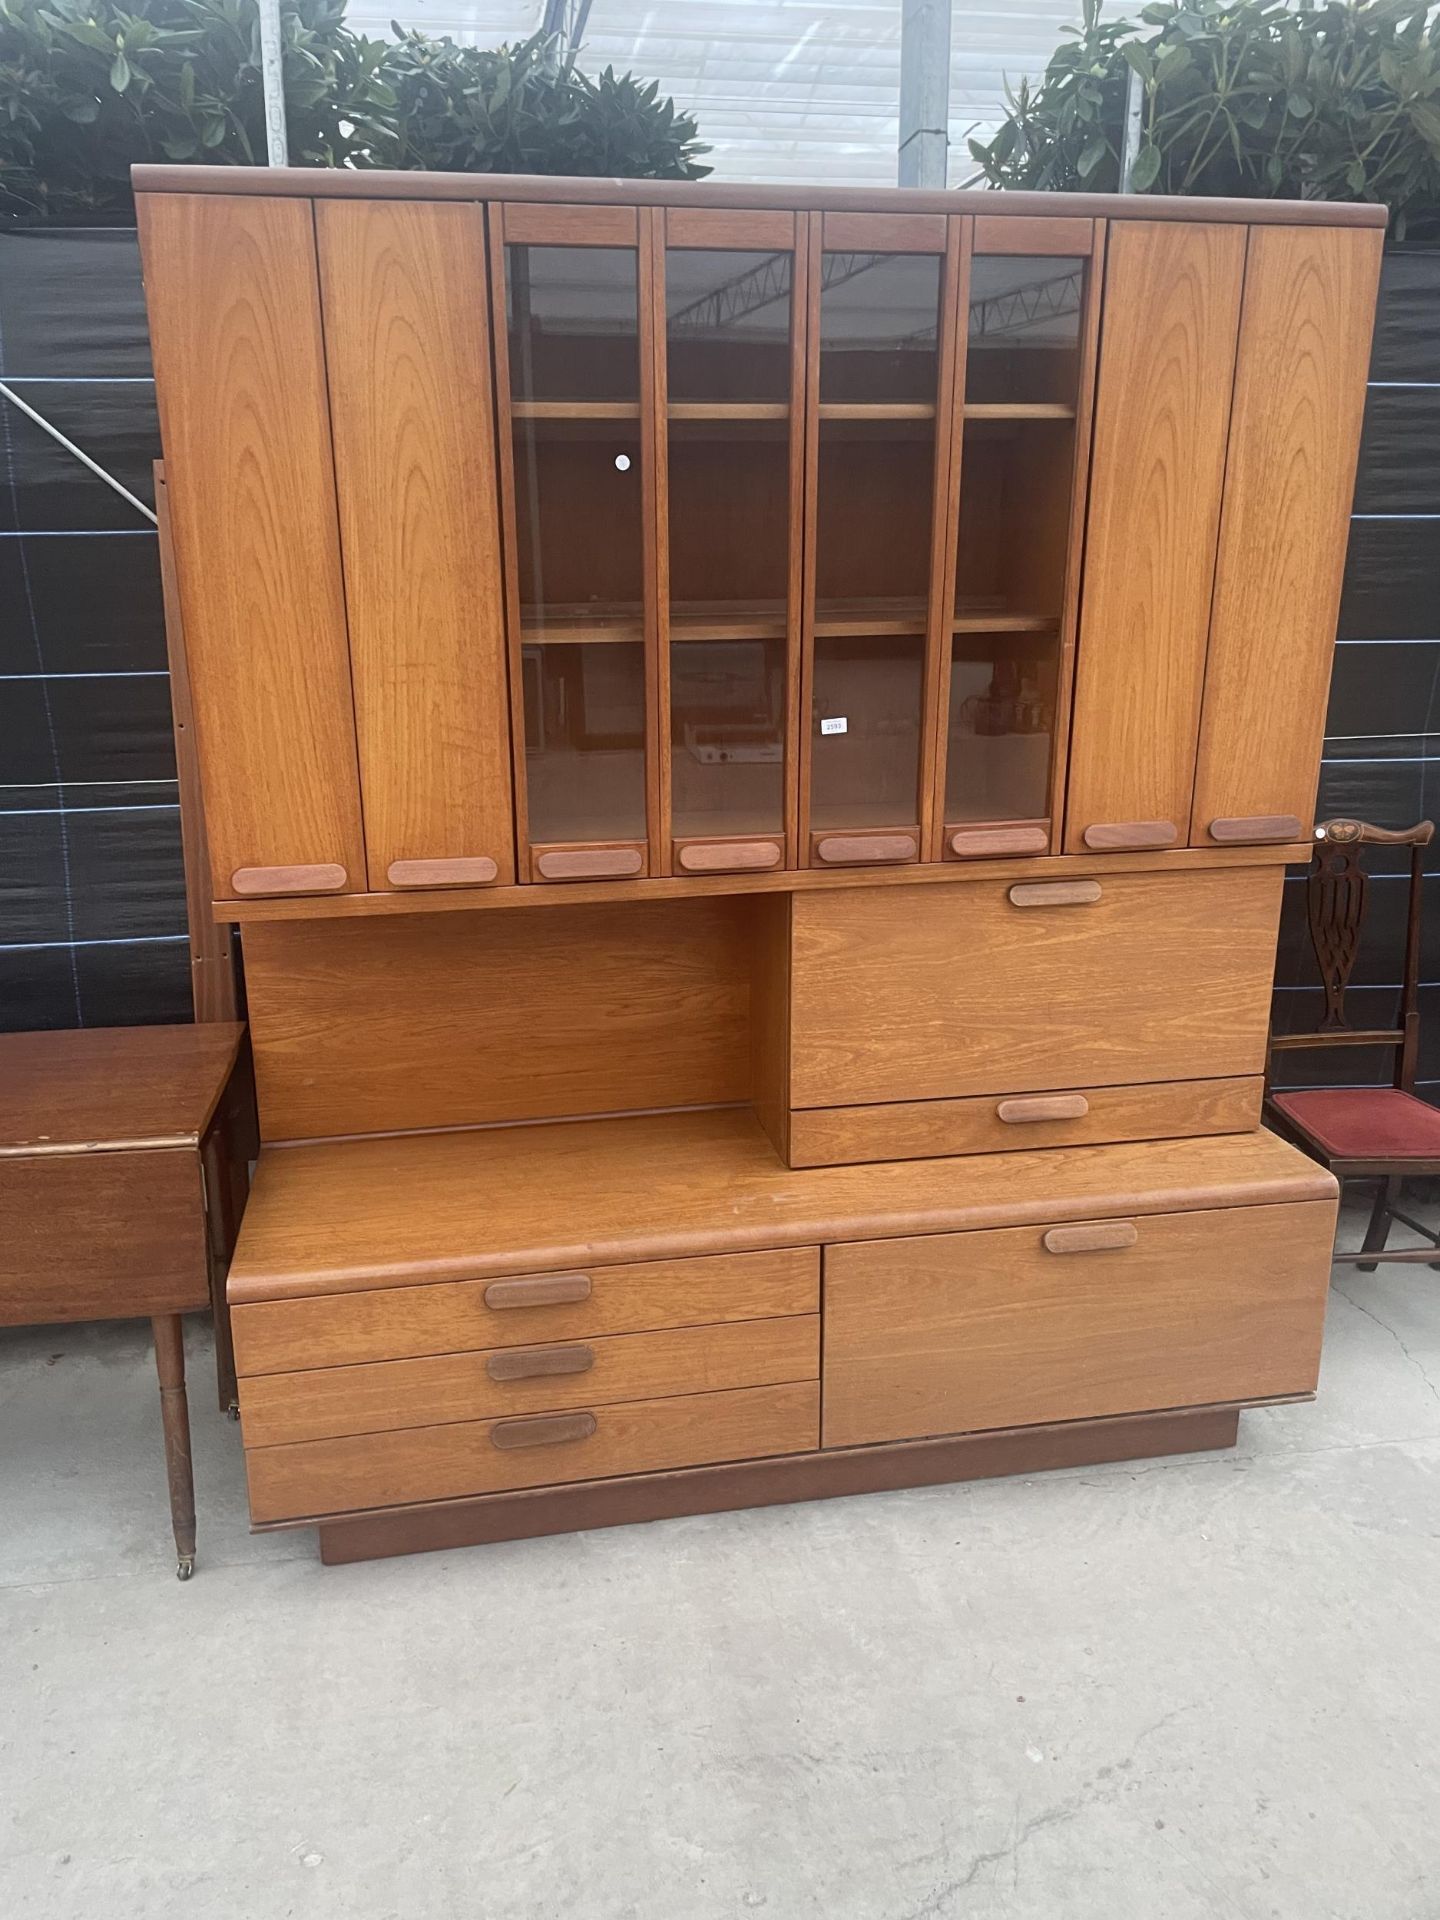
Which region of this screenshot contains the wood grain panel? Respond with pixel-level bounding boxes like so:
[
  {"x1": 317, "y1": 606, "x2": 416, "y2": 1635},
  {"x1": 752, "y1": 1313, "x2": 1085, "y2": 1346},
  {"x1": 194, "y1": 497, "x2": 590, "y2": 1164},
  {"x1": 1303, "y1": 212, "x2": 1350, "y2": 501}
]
[
  {"x1": 241, "y1": 894, "x2": 755, "y2": 1140},
  {"x1": 136, "y1": 192, "x2": 365, "y2": 894},
  {"x1": 973, "y1": 215, "x2": 1093, "y2": 255},
  {"x1": 822, "y1": 1200, "x2": 1336, "y2": 1446},
  {"x1": 787, "y1": 1075, "x2": 1262, "y2": 1168},
  {"x1": 231, "y1": 1247, "x2": 820, "y2": 1373},
  {"x1": 1191, "y1": 225, "x2": 1383, "y2": 845},
  {"x1": 316, "y1": 201, "x2": 515, "y2": 889},
  {"x1": 1064, "y1": 222, "x2": 1245, "y2": 852},
  {"x1": 226, "y1": 1108, "x2": 1335, "y2": 1303},
  {"x1": 246, "y1": 1380, "x2": 820, "y2": 1522},
  {"x1": 239, "y1": 1314, "x2": 819, "y2": 1445},
  {"x1": 0, "y1": 1024, "x2": 242, "y2": 1151},
  {"x1": 788, "y1": 867, "x2": 1281, "y2": 1107}
]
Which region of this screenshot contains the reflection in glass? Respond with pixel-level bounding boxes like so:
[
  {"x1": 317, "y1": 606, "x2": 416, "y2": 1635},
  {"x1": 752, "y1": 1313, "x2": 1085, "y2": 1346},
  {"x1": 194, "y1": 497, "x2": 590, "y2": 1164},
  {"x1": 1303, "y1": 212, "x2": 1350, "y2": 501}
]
[
  {"x1": 945, "y1": 641, "x2": 1057, "y2": 825},
  {"x1": 966, "y1": 256, "x2": 1084, "y2": 404},
  {"x1": 820, "y1": 253, "x2": 943, "y2": 403},
  {"x1": 523, "y1": 642, "x2": 647, "y2": 844},
  {"x1": 954, "y1": 420, "x2": 1075, "y2": 624},
  {"x1": 506, "y1": 246, "x2": 639, "y2": 402},
  {"x1": 810, "y1": 636, "x2": 924, "y2": 831},
  {"x1": 513, "y1": 424, "x2": 644, "y2": 633},
  {"x1": 671, "y1": 640, "x2": 785, "y2": 840},
  {"x1": 666, "y1": 250, "x2": 792, "y2": 403},
  {"x1": 669, "y1": 426, "x2": 789, "y2": 624}
]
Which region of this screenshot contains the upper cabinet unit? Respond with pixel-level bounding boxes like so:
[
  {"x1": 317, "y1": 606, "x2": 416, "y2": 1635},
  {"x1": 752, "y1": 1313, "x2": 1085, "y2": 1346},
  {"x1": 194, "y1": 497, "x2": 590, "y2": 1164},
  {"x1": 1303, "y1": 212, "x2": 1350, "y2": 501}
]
[{"x1": 135, "y1": 177, "x2": 1384, "y2": 910}]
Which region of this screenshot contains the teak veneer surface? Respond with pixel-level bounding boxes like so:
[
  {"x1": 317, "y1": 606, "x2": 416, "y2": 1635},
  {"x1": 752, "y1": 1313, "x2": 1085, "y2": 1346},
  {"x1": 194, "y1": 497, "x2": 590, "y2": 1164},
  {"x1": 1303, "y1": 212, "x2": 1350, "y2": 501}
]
[
  {"x1": 132, "y1": 168, "x2": 1387, "y2": 226},
  {"x1": 227, "y1": 1109, "x2": 1336, "y2": 1303},
  {"x1": 0, "y1": 1024, "x2": 244, "y2": 1154}
]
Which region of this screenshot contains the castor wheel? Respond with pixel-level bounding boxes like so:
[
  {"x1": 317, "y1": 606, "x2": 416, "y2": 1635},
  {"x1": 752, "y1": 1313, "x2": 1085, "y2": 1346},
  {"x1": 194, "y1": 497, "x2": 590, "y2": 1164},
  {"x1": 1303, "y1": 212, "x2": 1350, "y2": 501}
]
[
  {"x1": 177, "y1": 1555, "x2": 195, "y2": 1581},
  {"x1": 227, "y1": 1401, "x2": 240, "y2": 1422}
]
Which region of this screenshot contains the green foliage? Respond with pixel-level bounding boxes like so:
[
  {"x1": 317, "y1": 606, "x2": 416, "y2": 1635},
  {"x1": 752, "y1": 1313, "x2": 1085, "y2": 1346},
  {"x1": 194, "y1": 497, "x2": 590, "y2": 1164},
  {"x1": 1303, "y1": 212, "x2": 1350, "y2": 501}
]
[
  {"x1": 0, "y1": 1, "x2": 709, "y2": 219},
  {"x1": 968, "y1": 0, "x2": 1440, "y2": 240}
]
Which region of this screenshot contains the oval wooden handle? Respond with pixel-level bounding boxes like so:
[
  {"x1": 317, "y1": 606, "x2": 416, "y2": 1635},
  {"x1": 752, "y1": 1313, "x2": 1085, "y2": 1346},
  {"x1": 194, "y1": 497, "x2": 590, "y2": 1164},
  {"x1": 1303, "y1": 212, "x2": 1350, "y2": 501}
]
[
  {"x1": 535, "y1": 847, "x2": 645, "y2": 881},
  {"x1": 1081, "y1": 821, "x2": 1177, "y2": 851},
  {"x1": 387, "y1": 856, "x2": 498, "y2": 888},
  {"x1": 1207, "y1": 814, "x2": 1304, "y2": 844},
  {"x1": 490, "y1": 1410, "x2": 597, "y2": 1451},
  {"x1": 1008, "y1": 880, "x2": 1102, "y2": 908},
  {"x1": 997, "y1": 1094, "x2": 1091, "y2": 1124},
  {"x1": 948, "y1": 824, "x2": 1050, "y2": 859},
  {"x1": 483, "y1": 1273, "x2": 592, "y2": 1310},
  {"x1": 1043, "y1": 1221, "x2": 1138, "y2": 1254},
  {"x1": 813, "y1": 832, "x2": 918, "y2": 866},
  {"x1": 230, "y1": 863, "x2": 347, "y2": 897},
  {"x1": 677, "y1": 839, "x2": 784, "y2": 874},
  {"x1": 486, "y1": 1343, "x2": 595, "y2": 1382}
]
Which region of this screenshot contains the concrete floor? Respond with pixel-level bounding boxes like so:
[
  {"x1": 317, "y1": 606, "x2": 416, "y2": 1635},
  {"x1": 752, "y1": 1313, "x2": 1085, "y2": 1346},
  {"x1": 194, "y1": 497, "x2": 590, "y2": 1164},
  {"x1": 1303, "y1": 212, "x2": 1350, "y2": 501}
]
[{"x1": 3, "y1": 1235, "x2": 1439, "y2": 1919}]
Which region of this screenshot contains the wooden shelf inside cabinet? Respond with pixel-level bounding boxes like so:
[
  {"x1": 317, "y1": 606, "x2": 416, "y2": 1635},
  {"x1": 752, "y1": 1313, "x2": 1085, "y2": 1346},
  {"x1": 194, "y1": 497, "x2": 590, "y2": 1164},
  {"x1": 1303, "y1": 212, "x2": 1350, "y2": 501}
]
[
  {"x1": 521, "y1": 609, "x2": 645, "y2": 645},
  {"x1": 669, "y1": 602, "x2": 789, "y2": 644},
  {"x1": 961, "y1": 403, "x2": 1077, "y2": 422},
  {"x1": 813, "y1": 597, "x2": 929, "y2": 638},
  {"x1": 951, "y1": 611, "x2": 1060, "y2": 635},
  {"x1": 668, "y1": 402, "x2": 790, "y2": 422},
  {"x1": 817, "y1": 403, "x2": 937, "y2": 422},
  {"x1": 511, "y1": 401, "x2": 642, "y2": 421}
]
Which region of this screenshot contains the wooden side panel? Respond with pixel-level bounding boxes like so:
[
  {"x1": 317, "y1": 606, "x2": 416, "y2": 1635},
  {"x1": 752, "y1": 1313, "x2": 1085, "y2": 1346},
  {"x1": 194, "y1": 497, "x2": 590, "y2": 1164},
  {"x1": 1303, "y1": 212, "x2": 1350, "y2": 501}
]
[
  {"x1": 788, "y1": 868, "x2": 1282, "y2": 1108},
  {"x1": 136, "y1": 192, "x2": 365, "y2": 896},
  {"x1": 822, "y1": 1199, "x2": 1336, "y2": 1447},
  {"x1": 1191, "y1": 226, "x2": 1384, "y2": 845},
  {"x1": 241, "y1": 895, "x2": 757, "y2": 1140},
  {"x1": 247, "y1": 1379, "x2": 820, "y2": 1522},
  {"x1": 316, "y1": 201, "x2": 515, "y2": 889},
  {"x1": 1064, "y1": 223, "x2": 1246, "y2": 852}
]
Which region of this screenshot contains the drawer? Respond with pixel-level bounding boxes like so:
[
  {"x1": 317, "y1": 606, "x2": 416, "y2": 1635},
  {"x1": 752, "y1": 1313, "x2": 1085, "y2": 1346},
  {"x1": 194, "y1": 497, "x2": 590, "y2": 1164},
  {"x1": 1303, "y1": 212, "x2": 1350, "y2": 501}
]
[
  {"x1": 232, "y1": 1246, "x2": 818, "y2": 1375},
  {"x1": 823, "y1": 1199, "x2": 1335, "y2": 1448},
  {"x1": 248, "y1": 1380, "x2": 820, "y2": 1522},
  {"x1": 240, "y1": 1313, "x2": 819, "y2": 1446},
  {"x1": 788, "y1": 868, "x2": 1281, "y2": 1109},
  {"x1": 788, "y1": 1076, "x2": 1261, "y2": 1168}
]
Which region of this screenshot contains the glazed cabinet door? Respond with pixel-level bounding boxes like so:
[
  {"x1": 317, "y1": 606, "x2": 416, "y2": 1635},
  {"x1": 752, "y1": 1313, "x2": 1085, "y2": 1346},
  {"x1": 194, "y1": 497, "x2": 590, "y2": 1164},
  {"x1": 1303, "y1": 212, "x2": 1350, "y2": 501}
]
[
  {"x1": 1190, "y1": 226, "x2": 1384, "y2": 848},
  {"x1": 659, "y1": 211, "x2": 806, "y2": 875},
  {"x1": 491, "y1": 205, "x2": 659, "y2": 883},
  {"x1": 801, "y1": 212, "x2": 957, "y2": 869},
  {"x1": 938, "y1": 215, "x2": 1100, "y2": 862},
  {"x1": 317, "y1": 201, "x2": 515, "y2": 892},
  {"x1": 1064, "y1": 222, "x2": 1246, "y2": 855},
  {"x1": 138, "y1": 193, "x2": 365, "y2": 900}
]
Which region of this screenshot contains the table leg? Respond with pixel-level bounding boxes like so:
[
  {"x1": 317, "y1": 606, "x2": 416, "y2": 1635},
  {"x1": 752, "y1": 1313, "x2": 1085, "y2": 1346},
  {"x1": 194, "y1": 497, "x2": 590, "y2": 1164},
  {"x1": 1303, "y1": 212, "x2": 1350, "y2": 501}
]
[{"x1": 153, "y1": 1314, "x2": 197, "y2": 1580}]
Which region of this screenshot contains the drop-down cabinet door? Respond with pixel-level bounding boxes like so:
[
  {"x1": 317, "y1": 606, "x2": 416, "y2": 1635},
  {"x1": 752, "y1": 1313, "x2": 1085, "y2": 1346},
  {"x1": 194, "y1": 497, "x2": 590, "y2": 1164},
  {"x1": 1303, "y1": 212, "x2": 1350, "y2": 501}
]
[
  {"x1": 1189, "y1": 225, "x2": 1384, "y2": 849},
  {"x1": 318, "y1": 200, "x2": 516, "y2": 893},
  {"x1": 139, "y1": 192, "x2": 366, "y2": 901}
]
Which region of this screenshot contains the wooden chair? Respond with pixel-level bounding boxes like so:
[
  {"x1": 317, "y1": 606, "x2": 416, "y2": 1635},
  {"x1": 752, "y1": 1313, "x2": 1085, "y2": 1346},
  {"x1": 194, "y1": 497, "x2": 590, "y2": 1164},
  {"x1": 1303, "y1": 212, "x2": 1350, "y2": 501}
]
[{"x1": 1267, "y1": 817, "x2": 1440, "y2": 1269}]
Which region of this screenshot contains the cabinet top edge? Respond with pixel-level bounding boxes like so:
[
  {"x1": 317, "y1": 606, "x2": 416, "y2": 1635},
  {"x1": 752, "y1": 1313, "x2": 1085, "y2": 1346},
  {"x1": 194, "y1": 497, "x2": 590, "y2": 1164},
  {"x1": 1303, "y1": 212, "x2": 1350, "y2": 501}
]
[{"x1": 129, "y1": 167, "x2": 1389, "y2": 228}]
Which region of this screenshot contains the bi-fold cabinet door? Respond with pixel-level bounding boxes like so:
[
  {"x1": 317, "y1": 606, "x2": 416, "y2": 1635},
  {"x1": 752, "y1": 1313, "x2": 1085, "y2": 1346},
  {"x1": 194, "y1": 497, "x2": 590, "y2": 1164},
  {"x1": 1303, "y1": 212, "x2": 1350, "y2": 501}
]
[
  {"x1": 1066, "y1": 219, "x2": 1382, "y2": 854},
  {"x1": 799, "y1": 212, "x2": 1102, "y2": 869}
]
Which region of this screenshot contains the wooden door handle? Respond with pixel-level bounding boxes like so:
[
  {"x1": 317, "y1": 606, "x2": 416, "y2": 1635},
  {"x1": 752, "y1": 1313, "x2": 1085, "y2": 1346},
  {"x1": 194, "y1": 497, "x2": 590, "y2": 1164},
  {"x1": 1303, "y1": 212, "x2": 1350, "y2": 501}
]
[
  {"x1": 813, "y1": 832, "x2": 918, "y2": 866},
  {"x1": 677, "y1": 839, "x2": 783, "y2": 873},
  {"x1": 490, "y1": 1410, "x2": 597, "y2": 1450},
  {"x1": 1081, "y1": 821, "x2": 1177, "y2": 851},
  {"x1": 1043, "y1": 1221, "x2": 1138, "y2": 1254},
  {"x1": 535, "y1": 847, "x2": 644, "y2": 880},
  {"x1": 1008, "y1": 880, "x2": 1102, "y2": 908},
  {"x1": 997, "y1": 1094, "x2": 1090, "y2": 1124},
  {"x1": 230, "y1": 863, "x2": 347, "y2": 896},
  {"x1": 948, "y1": 824, "x2": 1050, "y2": 859},
  {"x1": 387, "y1": 856, "x2": 498, "y2": 888},
  {"x1": 1207, "y1": 814, "x2": 1304, "y2": 844},
  {"x1": 486, "y1": 1343, "x2": 595, "y2": 1382},
  {"x1": 483, "y1": 1273, "x2": 592, "y2": 1310}
]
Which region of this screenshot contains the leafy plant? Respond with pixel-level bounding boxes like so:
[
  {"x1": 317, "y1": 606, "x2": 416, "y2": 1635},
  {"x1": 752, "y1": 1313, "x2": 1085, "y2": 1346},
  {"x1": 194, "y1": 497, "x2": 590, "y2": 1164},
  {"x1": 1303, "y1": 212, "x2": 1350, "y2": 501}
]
[
  {"x1": 0, "y1": 0, "x2": 708, "y2": 219},
  {"x1": 969, "y1": 0, "x2": 1440, "y2": 240}
]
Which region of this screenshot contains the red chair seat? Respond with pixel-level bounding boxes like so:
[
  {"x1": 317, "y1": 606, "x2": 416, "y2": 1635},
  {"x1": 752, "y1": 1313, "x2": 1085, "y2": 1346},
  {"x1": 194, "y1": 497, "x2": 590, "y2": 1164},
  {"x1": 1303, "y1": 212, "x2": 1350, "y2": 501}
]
[{"x1": 1271, "y1": 1087, "x2": 1440, "y2": 1160}]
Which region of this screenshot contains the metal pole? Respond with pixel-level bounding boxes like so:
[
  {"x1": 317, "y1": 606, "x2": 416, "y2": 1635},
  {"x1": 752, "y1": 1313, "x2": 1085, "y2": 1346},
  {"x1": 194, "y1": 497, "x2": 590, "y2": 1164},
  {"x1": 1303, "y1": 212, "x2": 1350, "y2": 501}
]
[
  {"x1": 898, "y1": 0, "x2": 952, "y2": 188},
  {"x1": 256, "y1": 0, "x2": 289, "y2": 168},
  {"x1": 1119, "y1": 64, "x2": 1144, "y2": 192}
]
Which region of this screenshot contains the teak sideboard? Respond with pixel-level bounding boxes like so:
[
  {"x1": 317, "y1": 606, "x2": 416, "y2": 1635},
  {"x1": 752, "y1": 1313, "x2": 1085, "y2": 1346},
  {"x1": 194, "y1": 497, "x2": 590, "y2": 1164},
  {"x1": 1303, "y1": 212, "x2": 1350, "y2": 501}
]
[{"x1": 133, "y1": 166, "x2": 1383, "y2": 1564}]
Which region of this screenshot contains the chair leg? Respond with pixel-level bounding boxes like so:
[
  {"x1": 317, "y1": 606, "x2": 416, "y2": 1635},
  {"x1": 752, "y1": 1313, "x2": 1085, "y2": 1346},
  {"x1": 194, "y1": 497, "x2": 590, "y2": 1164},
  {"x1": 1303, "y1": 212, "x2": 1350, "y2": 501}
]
[
  {"x1": 153, "y1": 1314, "x2": 197, "y2": 1580},
  {"x1": 1356, "y1": 1176, "x2": 1398, "y2": 1274}
]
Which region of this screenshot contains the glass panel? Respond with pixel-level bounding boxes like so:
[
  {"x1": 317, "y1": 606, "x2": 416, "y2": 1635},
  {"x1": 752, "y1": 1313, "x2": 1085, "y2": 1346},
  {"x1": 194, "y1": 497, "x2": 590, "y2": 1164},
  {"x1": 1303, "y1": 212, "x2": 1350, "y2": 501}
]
[
  {"x1": 522, "y1": 642, "x2": 647, "y2": 844},
  {"x1": 820, "y1": 253, "x2": 942, "y2": 403},
  {"x1": 671, "y1": 639, "x2": 785, "y2": 840},
  {"x1": 815, "y1": 421, "x2": 934, "y2": 620},
  {"x1": 513, "y1": 422, "x2": 645, "y2": 635},
  {"x1": 810, "y1": 636, "x2": 924, "y2": 832},
  {"x1": 944, "y1": 638, "x2": 1058, "y2": 824},
  {"x1": 506, "y1": 246, "x2": 639, "y2": 403},
  {"x1": 954, "y1": 420, "x2": 1076, "y2": 625},
  {"x1": 669, "y1": 426, "x2": 789, "y2": 631},
  {"x1": 966, "y1": 257, "x2": 1084, "y2": 405},
  {"x1": 666, "y1": 250, "x2": 792, "y2": 402}
]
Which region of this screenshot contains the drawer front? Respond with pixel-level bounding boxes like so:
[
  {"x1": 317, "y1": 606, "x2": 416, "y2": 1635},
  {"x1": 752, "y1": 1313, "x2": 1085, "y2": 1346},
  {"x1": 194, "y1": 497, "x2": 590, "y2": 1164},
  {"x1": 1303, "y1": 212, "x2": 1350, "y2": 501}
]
[
  {"x1": 248, "y1": 1380, "x2": 820, "y2": 1522},
  {"x1": 788, "y1": 1076, "x2": 1261, "y2": 1169},
  {"x1": 823, "y1": 1200, "x2": 1335, "y2": 1448},
  {"x1": 240, "y1": 1313, "x2": 819, "y2": 1446},
  {"x1": 232, "y1": 1246, "x2": 818, "y2": 1375},
  {"x1": 789, "y1": 868, "x2": 1281, "y2": 1108}
]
